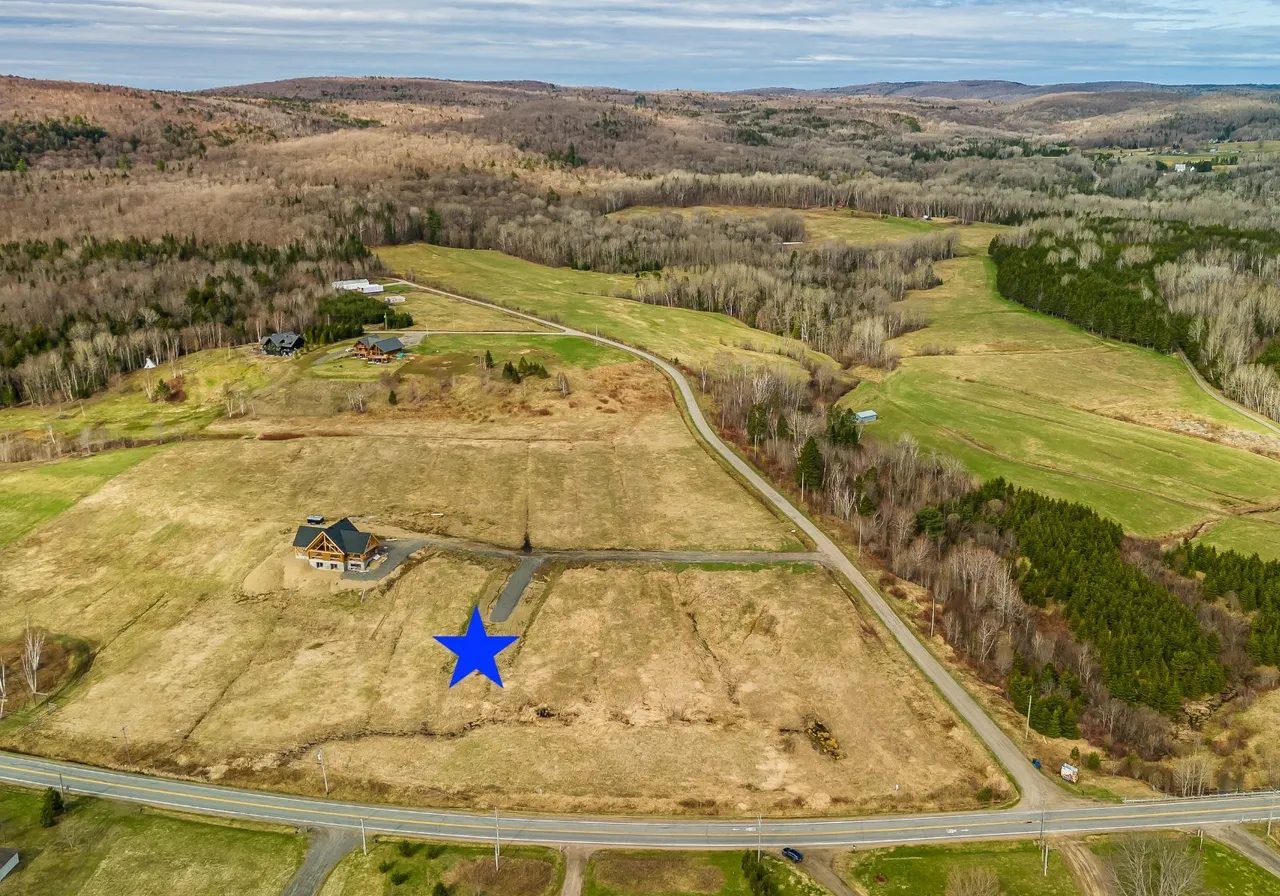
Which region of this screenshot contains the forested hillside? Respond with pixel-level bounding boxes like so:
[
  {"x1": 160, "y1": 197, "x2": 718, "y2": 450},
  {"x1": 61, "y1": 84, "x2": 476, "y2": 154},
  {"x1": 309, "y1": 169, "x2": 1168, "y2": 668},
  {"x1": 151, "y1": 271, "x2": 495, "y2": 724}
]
[{"x1": 990, "y1": 218, "x2": 1280, "y2": 421}]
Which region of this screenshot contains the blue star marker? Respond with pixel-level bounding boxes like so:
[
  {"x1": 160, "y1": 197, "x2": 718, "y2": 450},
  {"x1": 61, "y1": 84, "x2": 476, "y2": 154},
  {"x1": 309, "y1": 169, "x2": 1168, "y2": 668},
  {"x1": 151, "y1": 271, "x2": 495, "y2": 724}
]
[{"x1": 434, "y1": 607, "x2": 519, "y2": 687}]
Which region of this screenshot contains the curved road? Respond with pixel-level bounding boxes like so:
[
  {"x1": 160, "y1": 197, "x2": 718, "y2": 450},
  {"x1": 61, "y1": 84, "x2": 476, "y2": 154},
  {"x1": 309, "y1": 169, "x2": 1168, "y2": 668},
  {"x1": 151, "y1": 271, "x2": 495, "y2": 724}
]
[
  {"x1": 0, "y1": 751, "x2": 1275, "y2": 848},
  {"x1": 1177, "y1": 352, "x2": 1280, "y2": 437},
  {"x1": 395, "y1": 279, "x2": 1054, "y2": 807}
]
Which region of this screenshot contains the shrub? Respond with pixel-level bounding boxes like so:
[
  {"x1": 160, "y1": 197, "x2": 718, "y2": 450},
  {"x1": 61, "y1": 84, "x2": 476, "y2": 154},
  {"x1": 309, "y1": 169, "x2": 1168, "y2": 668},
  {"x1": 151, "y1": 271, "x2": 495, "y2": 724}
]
[
  {"x1": 1086, "y1": 751, "x2": 1102, "y2": 771},
  {"x1": 378, "y1": 859, "x2": 395, "y2": 873},
  {"x1": 39, "y1": 787, "x2": 63, "y2": 827},
  {"x1": 424, "y1": 844, "x2": 446, "y2": 859},
  {"x1": 390, "y1": 870, "x2": 411, "y2": 885}
]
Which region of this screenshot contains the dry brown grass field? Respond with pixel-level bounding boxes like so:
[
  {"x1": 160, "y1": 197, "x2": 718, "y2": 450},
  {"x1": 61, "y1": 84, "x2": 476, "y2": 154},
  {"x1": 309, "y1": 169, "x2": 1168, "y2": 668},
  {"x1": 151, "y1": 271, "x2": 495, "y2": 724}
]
[{"x1": 0, "y1": 324, "x2": 1000, "y2": 814}]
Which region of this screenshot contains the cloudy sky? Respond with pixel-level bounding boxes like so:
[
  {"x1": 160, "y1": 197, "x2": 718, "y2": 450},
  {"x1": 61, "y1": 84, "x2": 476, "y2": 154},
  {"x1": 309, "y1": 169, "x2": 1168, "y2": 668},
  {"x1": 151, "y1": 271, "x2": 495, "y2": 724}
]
[{"x1": 2, "y1": 0, "x2": 1280, "y2": 90}]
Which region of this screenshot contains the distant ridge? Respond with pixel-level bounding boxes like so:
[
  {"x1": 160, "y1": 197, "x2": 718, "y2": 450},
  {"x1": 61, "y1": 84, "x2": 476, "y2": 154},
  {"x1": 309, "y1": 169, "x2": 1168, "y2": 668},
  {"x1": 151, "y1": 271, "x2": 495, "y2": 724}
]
[{"x1": 734, "y1": 79, "x2": 1280, "y2": 102}]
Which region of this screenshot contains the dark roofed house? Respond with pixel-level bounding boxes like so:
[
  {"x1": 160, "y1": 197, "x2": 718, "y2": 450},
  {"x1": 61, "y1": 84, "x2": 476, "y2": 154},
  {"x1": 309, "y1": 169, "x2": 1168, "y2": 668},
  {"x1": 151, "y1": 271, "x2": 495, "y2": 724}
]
[
  {"x1": 293, "y1": 518, "x2": 381, "y2": 572},
  {"x1": 353, "y1": 335, "x2": 405, "y2": 361},
  {"x1": 262, "y1": 331, "x2": 305, "y2": 356},
  {"x1": 0, "y1": 848, "x2": 18, "y2": 883}
]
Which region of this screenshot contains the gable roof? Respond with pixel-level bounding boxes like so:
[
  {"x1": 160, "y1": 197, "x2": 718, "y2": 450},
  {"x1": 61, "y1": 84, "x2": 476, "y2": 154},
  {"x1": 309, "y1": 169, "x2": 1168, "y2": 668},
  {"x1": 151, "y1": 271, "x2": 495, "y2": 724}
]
[
  {"x1": 374, "y1": 337, "x2": 404, "y2": 353},
  {"x1": 293, "y1": 518, "x2": 376, "y2": 556},
  {"x1": 263, "y1": 331, "x2": 303, "y2": 349}
]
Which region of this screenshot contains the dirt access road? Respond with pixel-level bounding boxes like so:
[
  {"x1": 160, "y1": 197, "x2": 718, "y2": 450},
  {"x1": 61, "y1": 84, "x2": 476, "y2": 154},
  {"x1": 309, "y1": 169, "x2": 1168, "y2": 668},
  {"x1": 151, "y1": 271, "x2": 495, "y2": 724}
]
[{"x1": 389, "y1": 277, "x2": 1058, "y2": 809}]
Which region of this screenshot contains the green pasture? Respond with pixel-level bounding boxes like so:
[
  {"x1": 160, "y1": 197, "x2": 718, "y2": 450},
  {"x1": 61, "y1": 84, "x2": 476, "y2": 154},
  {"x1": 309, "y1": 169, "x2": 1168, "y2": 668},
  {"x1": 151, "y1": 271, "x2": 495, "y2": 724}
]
[
  {"x1": 319, "y1": 841, "x2": 562, "y2": 895},
  {"x1": 0, "y1": 786, "x2": 304, "y2": 896},
  {"x1": 584, "y1": 851, "x2": 824, "y2": 896},
  {"x1": 0, "y1": 349, "x2": 272, "y2": 439},
  {"x1": 375, "y1": 244, "x2": 834, "y2": 376},
  {"x1": 0, "y1": 447, "x2": 159, "y2": 547},
  {"x1": 412, "y1": 333, "x2": 632, "y2": 370},
  {"x1": 1199, "y1": 515, "x2": 1280, "y2": 562}
]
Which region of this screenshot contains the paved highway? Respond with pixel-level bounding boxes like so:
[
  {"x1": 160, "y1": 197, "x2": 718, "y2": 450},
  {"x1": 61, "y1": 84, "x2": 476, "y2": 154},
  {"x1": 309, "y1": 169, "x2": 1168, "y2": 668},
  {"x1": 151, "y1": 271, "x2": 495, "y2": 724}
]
[
  {"x1": 396, "y1": 279, "x2": 1055, "y2": 807},
  {"x1": 0, "y1": 751, "x2": 1275, "y2": 848}
]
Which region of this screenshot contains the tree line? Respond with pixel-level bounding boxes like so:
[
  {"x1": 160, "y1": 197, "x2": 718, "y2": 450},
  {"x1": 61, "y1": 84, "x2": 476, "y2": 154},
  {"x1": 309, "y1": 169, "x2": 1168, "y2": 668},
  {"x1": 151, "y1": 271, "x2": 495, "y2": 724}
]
[
  {"x1": 1166, "y1": 541, "x2": 1280, "y2": 667},
  {"x1": 990, "y1": 217, "x2": 1280, "y2": 421}
]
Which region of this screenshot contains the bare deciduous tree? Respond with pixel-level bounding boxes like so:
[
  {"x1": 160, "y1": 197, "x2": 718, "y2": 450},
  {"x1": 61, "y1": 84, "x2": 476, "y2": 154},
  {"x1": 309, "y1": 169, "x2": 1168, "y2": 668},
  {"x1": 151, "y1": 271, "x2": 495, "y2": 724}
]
[
  {"x1": 1109, "y1": 835, "x2": 1203, "y2": 896},
  {"x1": 21, "y1": 623, "x2": 45, "y2": 696}
]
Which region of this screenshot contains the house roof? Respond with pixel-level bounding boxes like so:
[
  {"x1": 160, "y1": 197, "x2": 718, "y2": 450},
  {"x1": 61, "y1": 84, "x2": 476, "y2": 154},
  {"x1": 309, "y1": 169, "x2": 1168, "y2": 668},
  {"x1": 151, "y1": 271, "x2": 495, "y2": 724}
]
[
  {"x1": 374, "y1": 337, "x2": 404, "y2": 353},
  {"x1": 0, "y1": 847, "x2": 17, "y2": 868},
  {"x1": 263, "y1": 331, "x2": 303, "y2": 349},
  {"x1": 293, "y1": 517, "x2": 376, "y2": 556}
]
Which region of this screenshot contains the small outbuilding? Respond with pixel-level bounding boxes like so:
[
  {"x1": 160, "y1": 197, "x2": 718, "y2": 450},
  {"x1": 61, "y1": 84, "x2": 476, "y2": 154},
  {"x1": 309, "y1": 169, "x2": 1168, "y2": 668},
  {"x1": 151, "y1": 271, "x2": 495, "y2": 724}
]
[
  {"x1": 262, "y1": 331, "x2": 304, "y2": 356},
  {"x1": 853, "y1": 410, "x2": 878, "y2": 424},
  {"x1": 359, "y1": 283, "x2": 385, "y2": 296},
  {"x1": 0, "y1": 848, "x2": 19, "y2": 883},
  {"x1": 332, "y1": 278, "x2": 371, "y2": 291},
  {"x1": 293, "y1": 518, "x2": 381, "y2": 572}
]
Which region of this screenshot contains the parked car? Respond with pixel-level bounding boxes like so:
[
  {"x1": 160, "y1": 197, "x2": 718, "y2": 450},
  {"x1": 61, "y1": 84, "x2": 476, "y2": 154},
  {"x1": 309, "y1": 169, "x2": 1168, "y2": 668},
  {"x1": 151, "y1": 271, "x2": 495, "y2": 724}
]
[{"x1": 781, "y1": 847, "x2": 804, "y2": 863}]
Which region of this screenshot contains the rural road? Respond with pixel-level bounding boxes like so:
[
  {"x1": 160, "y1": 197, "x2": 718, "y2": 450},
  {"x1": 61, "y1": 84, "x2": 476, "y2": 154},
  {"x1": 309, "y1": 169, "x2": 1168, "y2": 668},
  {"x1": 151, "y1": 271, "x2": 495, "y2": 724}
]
[
  {"x1": 396, "y1": 279, "x2": 1056, "y2": 808},
  {"x1": 0, "y1": 751, "x2": 1276, "y2": 849},
  {"x1": 1178, "y1": 352, "x2": 1280, "y2": 437}
]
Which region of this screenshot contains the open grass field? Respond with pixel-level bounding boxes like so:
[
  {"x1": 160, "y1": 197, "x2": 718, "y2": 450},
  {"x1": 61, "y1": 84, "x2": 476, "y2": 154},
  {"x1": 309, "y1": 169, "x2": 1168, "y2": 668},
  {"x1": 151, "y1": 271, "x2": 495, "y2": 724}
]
[
  {"x1": 845, "y1": 253, "x2": 1280, "y2": 542},
  {"x1": 584, "y1": 851, "x2": 824, "y2": 896},
  {"x1": 412, "y1": 333, "x2": 633, "y2": 369},
  {"x1": 0, "y1": 347, "x2": 273, "y2": 439},
  {"x1": 375, "y1": 244, "x2": 834, "y2": 375},
  {"x1": 0, "y1": 484, "x2": 994, "y2": 815},
  {"x1": 1201, "y1": 838, "x2": 1280, "y2": 896},
  {"x1": 0, "y1": 447, "x2": 157, "y2": 546},
  {"x1": 0, "y1": 786, "x2": 304, "y2": 895},
  {"x1": 1198, "y1": 513, "x2": 1280, "y2": 561},
  {"x1": 609, "y1": 206, "x2": 1003, "y2": 254},
  {"x1": 839, "y1": 841, "x2": 1079, "y2": 896},
  {"x1": 320, "y1": 843, "x2": 562, "y2": 896},
  {"x1": 378, "y1": 284, "x2": 554, "y2": 332}
]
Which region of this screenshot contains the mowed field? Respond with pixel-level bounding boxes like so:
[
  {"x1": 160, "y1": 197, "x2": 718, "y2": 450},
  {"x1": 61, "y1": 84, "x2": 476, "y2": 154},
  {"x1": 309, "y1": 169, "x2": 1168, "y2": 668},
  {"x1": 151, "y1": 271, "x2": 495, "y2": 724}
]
[
  {"x1": 847, "y1": 253, "x2": 1280, "y2": 541},
  {"x1": 375, "y1": 244, "x2": 838, "y2": 375},
  {"x1": 377, "y1": 283, "x2": 555, "y2": 333}
]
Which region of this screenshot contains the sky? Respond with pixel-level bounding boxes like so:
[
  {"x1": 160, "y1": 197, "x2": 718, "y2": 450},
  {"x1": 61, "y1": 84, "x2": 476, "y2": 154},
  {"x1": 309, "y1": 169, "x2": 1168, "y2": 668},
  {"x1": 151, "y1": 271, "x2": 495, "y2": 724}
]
[{"x1": 2, "y1": 0, "x2": 1280, "y2": 91}]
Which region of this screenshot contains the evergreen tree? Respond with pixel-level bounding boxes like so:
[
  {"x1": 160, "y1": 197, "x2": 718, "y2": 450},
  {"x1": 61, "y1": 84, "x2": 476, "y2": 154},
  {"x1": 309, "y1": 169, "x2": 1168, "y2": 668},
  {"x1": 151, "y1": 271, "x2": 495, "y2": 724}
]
[{"x1": 795, "y1": 437, "x2": 825, "y2": 492}]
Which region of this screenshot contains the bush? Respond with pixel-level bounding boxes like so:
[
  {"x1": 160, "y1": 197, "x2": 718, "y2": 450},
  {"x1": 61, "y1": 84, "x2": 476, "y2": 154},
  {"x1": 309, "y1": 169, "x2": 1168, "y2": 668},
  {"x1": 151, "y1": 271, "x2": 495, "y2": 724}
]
[
  {"x1": 432, "y1": 884, "x2": 451, "y2": 896},
  {"x1": 378, "y1": 859, "x2": 395, "y2": 873},
  {"x1": 390, "y1": 869, "x2": 411, "y2": 885},
  {"x1": 396, "y1": 841, "x2": 421, "y2": 857},
  {"x1": 1086, "y1": 751, "x2": 1102, "y2": 771},
  {"x1": 424, "y1": 844, "x2": 446, "y2": 859}
]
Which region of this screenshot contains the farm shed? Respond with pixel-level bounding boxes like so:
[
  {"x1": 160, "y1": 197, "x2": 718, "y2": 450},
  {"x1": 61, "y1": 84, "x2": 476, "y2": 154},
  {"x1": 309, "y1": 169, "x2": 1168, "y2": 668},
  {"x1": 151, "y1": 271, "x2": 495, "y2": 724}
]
[
  {"x1": 853, "y1": 410, "x2": 878, "y2": 424},
  {"x1": 359, "y1": 283, "x2": 385, "y2": 295},
  {"x1": 0, "y1": 848, "x2": 18, "y2": 883},
  {"x1": 332, "y1": 278, "x2": 371, "y2": 291},
  {"x1": 293, "y1": 518, "x2": 381, "y2": 572}
]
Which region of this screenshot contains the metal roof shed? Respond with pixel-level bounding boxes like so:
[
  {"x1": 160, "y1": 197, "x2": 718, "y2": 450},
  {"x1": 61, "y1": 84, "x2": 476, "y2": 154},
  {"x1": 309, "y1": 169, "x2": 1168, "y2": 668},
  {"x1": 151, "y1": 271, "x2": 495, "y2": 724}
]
[
  {"x1": 0, "y1": 848, "x2": 19, "y2": 883},
  {"x1": 853, "y1": 410, "x2": 878, "y2": 424}
]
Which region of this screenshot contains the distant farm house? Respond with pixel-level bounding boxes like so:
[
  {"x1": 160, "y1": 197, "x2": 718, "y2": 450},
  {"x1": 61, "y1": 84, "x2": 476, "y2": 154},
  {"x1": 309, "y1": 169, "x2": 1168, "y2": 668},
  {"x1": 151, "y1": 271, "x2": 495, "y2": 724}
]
[
  {"x1": 354, "y1": 335, "x2": 405, "y2": 361},
  {"x1": 332, "y1": 278, "x2": 385, "y2": 295},
  {"x1": 261, "y1": 331, "x2": 305, "y2": 356},
  {"x1": 293, "y1": 518, "x2": 381, "y2": 571}
]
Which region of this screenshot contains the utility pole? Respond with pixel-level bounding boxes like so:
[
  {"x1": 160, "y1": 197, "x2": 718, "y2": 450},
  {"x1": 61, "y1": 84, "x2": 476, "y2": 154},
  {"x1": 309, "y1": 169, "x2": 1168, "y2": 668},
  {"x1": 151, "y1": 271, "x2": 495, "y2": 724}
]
[
  {"x1": 1025, "y1": 693, "x2": 1033, "y2": 740},
  {"x1": 316, "y1": 749, "x2": 329, "y2": 795},
  {"x1": 1268, "y1": 796, "x2": 1275, "y2": 838},
  {"x1": 757, "y1": 815, "x2": 762, "y2": 862},
  {"x1": 360, "y1": 818, "x2": 367, "y2": 856},
  {"x1": 59, "y1": 773, "x2": 66, "y2": 796},
  {"x1": 121, "y1": 726, "x2": 131, "y2": 763},
  {"x1": 494, "y1": 807, "x2": 500, "y2": 871}
]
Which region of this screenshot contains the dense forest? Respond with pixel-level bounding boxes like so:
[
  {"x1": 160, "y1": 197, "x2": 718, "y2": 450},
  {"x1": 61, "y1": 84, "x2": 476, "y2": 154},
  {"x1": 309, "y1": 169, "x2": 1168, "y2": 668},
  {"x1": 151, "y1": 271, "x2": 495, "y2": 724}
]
[
  {"x1": 990, "y1": 218, "x2": 1280, "y2": 421},
  {"x1": 1167, "y1": 542, "x2": 1280, "y2": 667}
]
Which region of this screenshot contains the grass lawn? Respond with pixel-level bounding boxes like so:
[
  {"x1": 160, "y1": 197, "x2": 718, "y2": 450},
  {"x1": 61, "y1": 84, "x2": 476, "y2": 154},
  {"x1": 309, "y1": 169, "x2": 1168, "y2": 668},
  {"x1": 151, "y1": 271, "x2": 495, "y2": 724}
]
[
  {"x1": 0, "y1": 447, "x2": 159, "y2": 546},
  {"x1": 413, "y1": 333, "x2": 632, "y2": 370},
  {"x1": 320, "y1": 841, "x2": 561, "y2": 896},
  {"x1": 584, "y1": 851, "x2": 824, "y2": 896},
  {"x1": 375, "y1": 244, "x2": 834, "y2": 376},
  {"x1": 1202, "y1": 838, "x2": 1280, "y2": 896},
  {"x1": 0, "y1": 785, "x2": 304, "y2": 895},
  {"x1": 0, "y1": 348, "x2": 272, "y2": 439},
  {"x1": 841, "y1": 841, "x2": 1078, "y2": 896}
]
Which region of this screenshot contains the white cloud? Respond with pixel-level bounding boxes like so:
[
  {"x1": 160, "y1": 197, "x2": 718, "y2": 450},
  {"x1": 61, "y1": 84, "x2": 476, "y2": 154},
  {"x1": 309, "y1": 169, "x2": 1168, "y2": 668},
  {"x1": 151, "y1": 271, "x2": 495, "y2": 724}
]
[{"x1": 1, "y1": 0, "x2": 1279, "y2": 88}]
